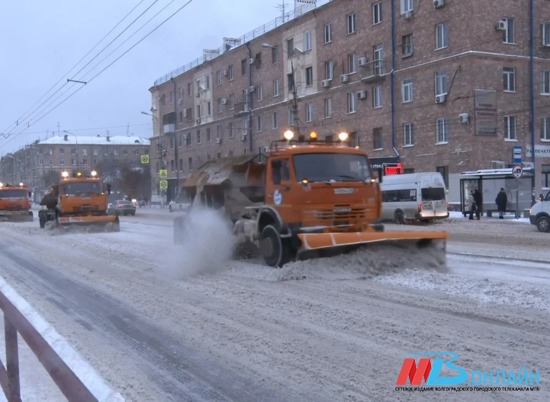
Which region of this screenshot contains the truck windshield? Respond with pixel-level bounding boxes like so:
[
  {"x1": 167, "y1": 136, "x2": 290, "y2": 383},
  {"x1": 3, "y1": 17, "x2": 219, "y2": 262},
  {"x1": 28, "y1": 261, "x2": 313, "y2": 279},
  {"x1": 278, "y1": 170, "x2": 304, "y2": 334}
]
[
  {"x1": 293, "y1": 153, "x2": 371, "y2": 182},
  {"x1": 0, "y1": 189, "x2": 27, "y2": 198},
  {"x1": 62, "y1": 182, "x2": 101, "y2": 195}
]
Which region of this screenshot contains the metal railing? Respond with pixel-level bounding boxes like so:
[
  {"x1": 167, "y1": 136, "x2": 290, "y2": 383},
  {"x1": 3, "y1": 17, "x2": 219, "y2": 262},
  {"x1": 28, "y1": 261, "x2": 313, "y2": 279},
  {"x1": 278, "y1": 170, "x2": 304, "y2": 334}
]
[{"x1": 0, "y1": 290, "x2": 98, "y2": 402}]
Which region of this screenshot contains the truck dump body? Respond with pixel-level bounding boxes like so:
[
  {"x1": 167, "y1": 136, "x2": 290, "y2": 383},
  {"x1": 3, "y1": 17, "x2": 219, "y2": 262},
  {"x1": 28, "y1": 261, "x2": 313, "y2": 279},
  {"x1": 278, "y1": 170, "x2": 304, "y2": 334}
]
[
  {"x1": 0, "y1": 184, "x2": 33, "y2": 222},
  {"x1": 175, "y1": 139, "x2": 447, "y2": 267}
]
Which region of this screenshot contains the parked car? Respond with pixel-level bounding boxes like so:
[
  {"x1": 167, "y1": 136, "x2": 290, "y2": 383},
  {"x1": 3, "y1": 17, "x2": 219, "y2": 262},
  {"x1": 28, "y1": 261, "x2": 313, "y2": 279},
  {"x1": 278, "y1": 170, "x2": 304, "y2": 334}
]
[
  {"x1": 108, "y1": 200, "x2": 136, "y2": 216},
  {"x1": 529, "y1": 188, "x2": 550, "y2": 232}
]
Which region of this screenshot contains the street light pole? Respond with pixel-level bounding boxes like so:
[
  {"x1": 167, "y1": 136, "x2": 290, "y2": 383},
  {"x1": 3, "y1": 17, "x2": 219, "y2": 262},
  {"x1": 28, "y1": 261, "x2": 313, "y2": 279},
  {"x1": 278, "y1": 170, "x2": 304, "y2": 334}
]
[
  {"x1": 62, "y1": 130, "x2": 79, "y2": 168},
  {"x1": 170, "y1": 78, "x2": 180, "y2": 200},
  {"x1": 262, "y1": 43, "x2": 301, "y2": 135}
]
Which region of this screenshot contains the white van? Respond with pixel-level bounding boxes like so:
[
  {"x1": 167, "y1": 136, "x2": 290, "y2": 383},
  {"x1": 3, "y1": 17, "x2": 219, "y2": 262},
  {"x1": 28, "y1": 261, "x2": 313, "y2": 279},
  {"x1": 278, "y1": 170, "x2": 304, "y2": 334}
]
[
  {"x1": 380, "y1": 172, "x2": 449, "y2": 224},
  {"x1": 529, "y1": 188, "x2": 550, "y2": 232}
]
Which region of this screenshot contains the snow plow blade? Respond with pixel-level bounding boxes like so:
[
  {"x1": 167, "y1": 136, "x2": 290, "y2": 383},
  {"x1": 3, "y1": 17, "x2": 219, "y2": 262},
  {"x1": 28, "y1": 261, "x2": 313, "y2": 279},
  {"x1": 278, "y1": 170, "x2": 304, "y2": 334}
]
[
  {"x1": 57, "y1": 215, "x2": 120, "y2": 232},
  {"x1": 297, "y1": 230, "x2": 447, "y2": 259},
  {"x1": 0, "y1": 211, "x2": 34, "y2": 222}
]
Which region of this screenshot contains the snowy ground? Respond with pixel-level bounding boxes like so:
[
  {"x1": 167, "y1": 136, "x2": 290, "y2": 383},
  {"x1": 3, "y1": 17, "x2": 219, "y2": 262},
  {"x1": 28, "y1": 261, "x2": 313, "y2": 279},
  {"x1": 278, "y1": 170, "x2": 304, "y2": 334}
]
[{"x1": 0, "y1": 207, "x2": 548, "y2": 401}]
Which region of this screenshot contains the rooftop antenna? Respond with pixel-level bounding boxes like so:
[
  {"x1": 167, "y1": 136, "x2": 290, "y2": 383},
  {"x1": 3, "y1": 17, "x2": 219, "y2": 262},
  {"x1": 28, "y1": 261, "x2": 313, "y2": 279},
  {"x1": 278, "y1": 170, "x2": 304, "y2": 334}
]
[{"x1": 276, "y1": 1, "x2": 290, "y2": 22}]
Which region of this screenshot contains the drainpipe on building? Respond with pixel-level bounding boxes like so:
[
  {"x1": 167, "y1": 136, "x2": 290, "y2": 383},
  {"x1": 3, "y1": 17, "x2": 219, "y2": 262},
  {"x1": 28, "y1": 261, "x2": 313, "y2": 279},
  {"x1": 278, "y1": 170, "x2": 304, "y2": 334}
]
[
  {"x1": 246, "y1": 43, "x2": 254, "y2": 153},
  {"x1": 170, "y1": 78, "x2": 179, "y2": 199},
  {"x1": 529, "y1": 0, "x2": 536, "y2": 194},
  {"x1": 390, "y1": 0, "x2": 398, "y2": 157}
]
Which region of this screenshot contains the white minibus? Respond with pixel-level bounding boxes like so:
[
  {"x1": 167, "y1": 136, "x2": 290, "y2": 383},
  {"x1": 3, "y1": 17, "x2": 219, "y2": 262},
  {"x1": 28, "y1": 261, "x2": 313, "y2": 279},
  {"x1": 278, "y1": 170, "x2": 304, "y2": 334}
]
[{"x1": 380, "y1": 172, "x2": 449, "y2": 224}]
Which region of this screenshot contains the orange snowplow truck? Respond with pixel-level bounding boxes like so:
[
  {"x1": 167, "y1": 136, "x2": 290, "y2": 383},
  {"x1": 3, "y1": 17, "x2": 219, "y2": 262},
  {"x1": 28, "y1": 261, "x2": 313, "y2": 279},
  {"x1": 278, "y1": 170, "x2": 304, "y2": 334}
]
[
  {"x1": 174, "y1": 130, "x2": 447, "y2": 267},
  {"x1": 38, "y1": 170, "x2": 119, "y2": 231},
  {"x1": 0, "y1": 182, "x2": 33, "y2": 222}
]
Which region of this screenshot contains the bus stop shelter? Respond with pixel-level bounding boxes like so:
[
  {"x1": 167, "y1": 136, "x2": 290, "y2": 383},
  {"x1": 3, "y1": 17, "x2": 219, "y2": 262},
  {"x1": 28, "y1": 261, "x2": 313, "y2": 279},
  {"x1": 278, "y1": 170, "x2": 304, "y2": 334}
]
[{"x1": 459, "y1": 168, "x2": 535, "y2": 218}]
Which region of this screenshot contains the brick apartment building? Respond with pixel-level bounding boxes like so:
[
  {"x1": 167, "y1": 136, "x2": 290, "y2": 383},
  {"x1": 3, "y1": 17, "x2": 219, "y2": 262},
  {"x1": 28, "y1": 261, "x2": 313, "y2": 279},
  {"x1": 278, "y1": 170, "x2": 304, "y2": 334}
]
[
  {"x1": 147, "y1": 0, "x2": 550, "y2": 202},
  {"x1": 0, "y1": 134, "x2": 150, "y2": 200}
]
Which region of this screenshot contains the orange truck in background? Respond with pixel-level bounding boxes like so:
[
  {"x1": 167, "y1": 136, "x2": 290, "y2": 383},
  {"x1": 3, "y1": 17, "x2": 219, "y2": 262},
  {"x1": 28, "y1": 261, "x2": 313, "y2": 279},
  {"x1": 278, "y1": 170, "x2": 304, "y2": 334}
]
[
  {"x1": 174, "y1": 130, "x2": 447, "y2": 267},
  {"x1": 0, "y1": 182, "x2": 33, "y2": 222}
]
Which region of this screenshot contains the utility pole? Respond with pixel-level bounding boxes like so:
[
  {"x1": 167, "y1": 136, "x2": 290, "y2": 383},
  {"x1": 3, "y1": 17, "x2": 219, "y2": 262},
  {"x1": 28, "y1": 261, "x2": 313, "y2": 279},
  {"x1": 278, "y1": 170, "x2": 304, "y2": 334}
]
[{"x1": 170, "y1": 78, "x2": 180, "y2": 200}]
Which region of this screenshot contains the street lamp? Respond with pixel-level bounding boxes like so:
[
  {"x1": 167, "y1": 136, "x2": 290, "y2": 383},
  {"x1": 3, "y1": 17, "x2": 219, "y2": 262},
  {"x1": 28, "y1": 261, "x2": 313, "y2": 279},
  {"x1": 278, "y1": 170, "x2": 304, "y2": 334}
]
[
  {"x1": 62, "y1": 130, "x2": 79, "y2": 168},
  {"x1": 262, "y1": 43, "x2": 303, "y2": 135}
]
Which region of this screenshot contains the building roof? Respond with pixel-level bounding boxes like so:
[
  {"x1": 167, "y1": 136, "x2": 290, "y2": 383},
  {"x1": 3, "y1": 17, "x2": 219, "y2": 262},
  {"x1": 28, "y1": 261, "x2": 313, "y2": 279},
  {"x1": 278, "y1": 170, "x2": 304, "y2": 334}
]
[{"x1": 37, "y1": 135, "x2": 150, "y2": 146}]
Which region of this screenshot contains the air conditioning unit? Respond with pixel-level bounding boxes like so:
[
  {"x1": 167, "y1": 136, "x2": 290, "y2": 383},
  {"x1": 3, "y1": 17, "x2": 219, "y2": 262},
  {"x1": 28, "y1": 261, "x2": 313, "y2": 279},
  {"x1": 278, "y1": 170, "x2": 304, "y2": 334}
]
[
  {"x1": 358, "y1": 57, "x2": 369, "y2": 67},
  {"x1": 357, "y1": 90, "x2": 367, "y2": 100},
  {"x1": 262, "y1": 146, "x2": 270, "y2": 153},
  {"x1": 248, "y1": 85, "x2": 255, "y2": 93},
  {"x1": 183, "y1": 109, "x2": 188, "y2": 118},
  {"x1": 321, "y1": 79, "x2": 332, "y2": 88},
  {"x1": 491, "y1": 160, "x2": 506, "y2": 169},
  {"x1": 216, "y1": 137, "x2": 222, "y2": 144},
  {"x1": 403, "y1": 10, "x2": 413, "y2": 19},
  {"x1": 495, "y1": 20, "x2": 507, "y2": 31},
  {"x1": 222, "y1": 69, "x2": 228, "y2": 77},
  {"x1": 196, "y1": 118, "x2": 201, "y2": 124},
  {"x1": 340, "y1": 74, "x2": 350, "y2": 83},
  {"x1": 241, "y1": 134, "x2": 247, "y2": 142},
  {"x1": 433, "y1": 0, "x2": 445, "y2": 8},
  {"x1": 178, "y1": 99, "x2": 183, "y2": 105},
  {"x1": 248, "y1": 58, "x2": 255, "y2": 65},
  {"x1": 458, "y1": 113, "x2": 469, "y2": 124},
  {"x1": 221, "y1": 98, "x2": 227, "y2": 105},
  {"x1": 435, "y1": 94, "x2": 447, "y2": 104}
]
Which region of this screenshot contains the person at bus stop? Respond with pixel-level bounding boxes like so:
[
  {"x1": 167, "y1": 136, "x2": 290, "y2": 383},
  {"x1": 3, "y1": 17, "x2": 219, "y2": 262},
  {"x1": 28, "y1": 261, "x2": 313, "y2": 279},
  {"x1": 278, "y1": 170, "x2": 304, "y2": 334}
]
[
  {"x1": 469, "y1": 189, "x2": 482, "y2": 220},
  {"x1": 495, "y1": 187, "x2": 508, "y2": 219}
]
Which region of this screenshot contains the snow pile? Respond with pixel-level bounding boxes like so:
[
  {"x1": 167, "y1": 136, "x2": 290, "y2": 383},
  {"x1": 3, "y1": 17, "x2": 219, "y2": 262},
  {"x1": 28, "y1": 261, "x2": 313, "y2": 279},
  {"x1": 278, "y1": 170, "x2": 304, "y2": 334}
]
[
  {"x1": 167, "y1": 208, "x2": 235, "y2": 278},
  {"x1": 271, "y1": 240, "x2": 447, "y2": 281}
]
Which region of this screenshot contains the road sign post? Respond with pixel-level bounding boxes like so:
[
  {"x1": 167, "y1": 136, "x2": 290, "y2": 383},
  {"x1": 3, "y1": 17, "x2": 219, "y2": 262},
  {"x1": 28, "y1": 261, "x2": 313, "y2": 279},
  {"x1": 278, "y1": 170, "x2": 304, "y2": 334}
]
[{"x1": 512, "y1": 165, "x2": 523, "y2": 218}]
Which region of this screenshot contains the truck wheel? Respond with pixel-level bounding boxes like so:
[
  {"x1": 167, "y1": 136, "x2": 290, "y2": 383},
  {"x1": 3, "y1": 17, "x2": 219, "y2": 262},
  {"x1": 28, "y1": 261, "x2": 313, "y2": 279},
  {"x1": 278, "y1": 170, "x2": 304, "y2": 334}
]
[
  {"x1": 536, "y1": 216, "x2": 550, "y2": 232},
  {"x1": 260, "y1": 225, "x2": 290, "y2": 267},
  {"x1": 39, "y1": 212, "x2": 46, "y2": 229},
  {"x1": 394, "y1": 210, "x2": 405, "y2": 224}
]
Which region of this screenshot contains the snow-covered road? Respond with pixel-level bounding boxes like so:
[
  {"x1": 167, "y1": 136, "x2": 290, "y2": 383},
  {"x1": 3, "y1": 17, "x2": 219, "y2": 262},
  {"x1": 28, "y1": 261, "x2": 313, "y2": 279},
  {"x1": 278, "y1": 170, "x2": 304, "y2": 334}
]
[{"x1": 0, "y1": 208, "x2": 548, "y2": 401}]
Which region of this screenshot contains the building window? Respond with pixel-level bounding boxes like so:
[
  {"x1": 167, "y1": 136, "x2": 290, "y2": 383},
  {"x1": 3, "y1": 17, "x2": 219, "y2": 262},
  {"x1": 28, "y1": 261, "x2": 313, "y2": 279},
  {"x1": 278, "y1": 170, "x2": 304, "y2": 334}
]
[
  {"x1": 305, "y1": 103, "x2": 313, "y2": 122},
  {"x1": 347, "y1": 92, "x2": 356, "y2": 113},
  {"x1": 347, "y1": 53, "x2": 356, "y2": 74},
  {"x1": 270, "y1": 46, "x2": 279, "y2": 64},
  {"x1": 347, "y1": 13, "x2": 356, "y2": 34},
  {"x1": 324, "y1": 23, "x2": 333, "y2": 44},
  {"x1": 435, "y1": 22, "x2": 448, "y2": 49},
  {"x1": 256, "y1": 115, "x2": 262, "y2": 132},
  {"x1": 373, "y1": 127, "x2": 383, "y2": 150},
  {"x1": 373, "y1": 45, "x2": 384, "y2": 75},
  {"x1": 216, "y1": 125, "x2": 223, "y2": 139},
  {"x1": 324, "y1": 98, "x2": 332, "y2": 118},
  {"x1": 304, "y1": 30, "x2": 312, "y2": 51},
  {"x1": 435, "y1": 71, "x2": 448, "y2": 96},
  {"x1": 401, "y1": 0, "x2": 414, "y2": 14},
  {"x1": 503, "y1": 17, "x2": 515, "y2": 44},
  {"x1": 227, "y1": 65, "x2": 234, "y2": 80},
  {"x1": 543, "y1": 22, "x2": 550, "y2": 46},
  {"x1": 228, "y1": 122, "x2": 234, "y2": 138},
  {"x1": 188, "y1": 157, "x2": 193, "y2": 170},
  {"x1": 503, "y1": 67, "x2": 516, "y2": 92},
  {"x1": 216, "y1": 70, "x2": 222, "y2": 86},
  {"x1": 372, "y1": 86, "x2": 382, "y2": 108},
  {"x1": 305, "y1": 66, "x2": 313, "y2": 86},
  {"x1": 542, "y1": 116, "x2": 550, "y2": 140},
  {"x1": 402, "y1": 34, "x2": 413, "y2": 56},
  {"x1": 542, "y1": 70, "x2": 550, "y2": 95},
  {"x1": 206, "y1": 128, "x2": 211, "y2": 142},
  {"x1": 286, "y1": 38, "x2": 294, "y2": 56},
  {"x1": 402, "y1": 79, "x2": 413, "y2": 103},
  {"x1": 272, "y1": 112, "x2": 278, "y2": 129},
  {"x1": 373, "y1": 2, "x2": 382, "y2": 25},
  {"x1": 257, "y1": 84, "x2": 264, "y2": 101},
  {"x1": 504, "y1": 115, "x2": 517, "y2": 140},
  {"x1": 436, "y1": 118, "x2": 448, "y2": 143},
  {"x1": 403, "y1": 123, "x2": 414, "y2": 146},
  {"x1": 325, "y1": 60, "x2": 334, "y2": 80},
  {"x1": 273, "y1": 79, "x2": 280, "y2": 96},
  {"x1": 228, "y1": 94, "x2": 234, "y2": 109}
]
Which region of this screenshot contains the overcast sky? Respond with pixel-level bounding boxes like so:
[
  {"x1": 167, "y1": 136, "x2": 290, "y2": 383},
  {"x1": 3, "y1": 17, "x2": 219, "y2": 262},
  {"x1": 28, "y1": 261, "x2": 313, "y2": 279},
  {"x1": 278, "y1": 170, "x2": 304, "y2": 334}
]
[{"x1": 0, "y1": 0, "x2": 289, "y2": 155}]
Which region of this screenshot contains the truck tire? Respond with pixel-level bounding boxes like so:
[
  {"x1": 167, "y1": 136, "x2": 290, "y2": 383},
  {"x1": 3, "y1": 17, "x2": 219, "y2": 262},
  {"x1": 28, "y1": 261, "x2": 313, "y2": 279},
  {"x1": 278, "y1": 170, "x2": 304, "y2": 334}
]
[
  {"x1": 536, "y1": 216, "x2": 550, "y2": 232},
  {"x1": 260, "y1": 225, "x2": 290, "y2": 267},
  {"x1": 39, "y1": 211, "x2": 46, "y2": 229}
]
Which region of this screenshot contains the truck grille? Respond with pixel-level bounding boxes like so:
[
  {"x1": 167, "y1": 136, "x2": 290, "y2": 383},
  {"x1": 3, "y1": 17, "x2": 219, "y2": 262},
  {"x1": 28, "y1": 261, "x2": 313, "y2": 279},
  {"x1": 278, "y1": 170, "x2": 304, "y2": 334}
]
[{"x1": 302, "y1": 205, "x2": 370, "y2": 231}]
